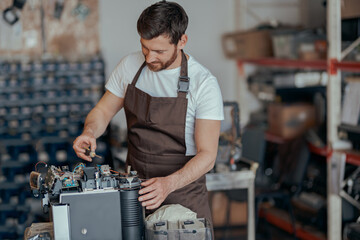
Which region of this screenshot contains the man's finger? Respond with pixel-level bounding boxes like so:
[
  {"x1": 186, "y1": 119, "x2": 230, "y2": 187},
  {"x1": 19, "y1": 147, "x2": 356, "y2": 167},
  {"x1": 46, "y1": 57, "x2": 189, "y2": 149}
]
[
  {"x1": 140, "y1": 178, "x2": 156, "y2": 187},
  {"x1": 73, "y1": 145, "x2": 86, "y2": 153},
  {"x1": 73, "y1": 137, "x2": 87, "y2": 151},
  {"x1": 73, "y1": 145, "x2": 87, "y2": 156},
  {"x1": 77, "y1": 153, "x2": 92, "y2": 162},
  {"x1": 139, "y1": 184, "x2": 156, "y2": 195},
  {"x1": 142, "y1": 195, "x2": 160, "y2": 207},
  {"x1": 146, "y1": 201, "x2": 161, "y2": 210},
  {"x1": 139, "y1": 191, "x2": 157, "y2": 202}
]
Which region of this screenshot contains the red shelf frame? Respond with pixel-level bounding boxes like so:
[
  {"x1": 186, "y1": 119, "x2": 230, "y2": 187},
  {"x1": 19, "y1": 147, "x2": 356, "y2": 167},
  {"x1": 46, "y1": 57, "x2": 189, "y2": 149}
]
[
  {"x1": 237, "y1": 58, "x2": 360, "y2": 72},
  {"x1": 341, "y1": 150, "x2": 360, "y2": 166},
  {"x1": 264, "y1": 131, "x2": 286, "y2": 144},
  {"x1": 259, "y1": 208, "x2": 326, "y2": 240},
  {"x1": 307, "y1": 143, "x2": 360, "y2": 165},
  {"x1": 266, "y1": 135, "x2": 360, "y2": 165},
  {"x1": 308, "y1": 143, "x2": 329, "y2": 157},
  {"x1": 334, "y1": 61, "x2": 360, "y2": 72},
  {"x1": 307, "y1": 144, "x2": 360, "y2": 165}
]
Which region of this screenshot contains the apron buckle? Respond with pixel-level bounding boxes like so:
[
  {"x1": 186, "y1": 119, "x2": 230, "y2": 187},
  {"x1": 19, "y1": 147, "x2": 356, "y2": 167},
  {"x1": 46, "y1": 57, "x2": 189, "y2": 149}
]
[{"x1": 178, "y1": 76, "x2": 190, "y2": 93}]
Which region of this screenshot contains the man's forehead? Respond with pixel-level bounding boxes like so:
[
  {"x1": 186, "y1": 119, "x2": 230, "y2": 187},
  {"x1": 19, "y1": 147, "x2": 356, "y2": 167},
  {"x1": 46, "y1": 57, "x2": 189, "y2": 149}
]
[{"x1": 140, "y1": 35, "x2": 173, "y2": 45}]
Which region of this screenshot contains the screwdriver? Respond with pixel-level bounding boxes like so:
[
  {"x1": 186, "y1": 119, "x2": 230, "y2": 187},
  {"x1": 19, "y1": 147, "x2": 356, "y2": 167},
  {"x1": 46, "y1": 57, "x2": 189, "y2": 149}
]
[{"x1": 84, "y1": 147, "x2": 102, "y2": 159}]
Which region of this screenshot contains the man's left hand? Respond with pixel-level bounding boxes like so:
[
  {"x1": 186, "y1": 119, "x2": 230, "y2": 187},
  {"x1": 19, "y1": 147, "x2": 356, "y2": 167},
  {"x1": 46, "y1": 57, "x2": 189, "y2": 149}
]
[{"x1": 138, "y1": 177, "x2": 174, "y2": 210}]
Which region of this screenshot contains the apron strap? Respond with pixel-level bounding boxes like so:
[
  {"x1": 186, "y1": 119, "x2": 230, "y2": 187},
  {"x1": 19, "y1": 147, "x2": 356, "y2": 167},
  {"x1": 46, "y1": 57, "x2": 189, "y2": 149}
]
[
  {"x1": 131, "y1": 61, "x2": 147, "y2": 86},
  {"x1": 177, "y1": 50, "x2": 189, "y2": 98},
  {"x1": 130, "y1": 50, "x2": 190, "y2": 99}
]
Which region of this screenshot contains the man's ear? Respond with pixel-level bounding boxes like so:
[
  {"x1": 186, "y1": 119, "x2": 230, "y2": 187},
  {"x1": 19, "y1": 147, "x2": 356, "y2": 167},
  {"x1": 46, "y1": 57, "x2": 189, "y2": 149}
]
[{"x1": 177, "y1": 34, "x2": 188, "y2": 49}]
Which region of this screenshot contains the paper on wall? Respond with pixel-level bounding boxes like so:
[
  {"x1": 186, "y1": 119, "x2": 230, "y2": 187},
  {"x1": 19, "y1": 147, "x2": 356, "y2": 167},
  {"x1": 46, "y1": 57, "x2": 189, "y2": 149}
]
[
  {"x1": 0, "y1": 17, "x2": 22, "y2": 50},
  {"x1": 23, "y1": 30, "x2": 38, "y2": 48}
]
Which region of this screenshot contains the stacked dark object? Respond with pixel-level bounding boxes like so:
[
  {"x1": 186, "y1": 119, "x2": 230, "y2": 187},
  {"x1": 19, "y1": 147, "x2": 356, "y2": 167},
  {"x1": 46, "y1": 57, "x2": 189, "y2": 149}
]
[{"x1": 0, "y1": 56, "x2": 105, "y2": 239}]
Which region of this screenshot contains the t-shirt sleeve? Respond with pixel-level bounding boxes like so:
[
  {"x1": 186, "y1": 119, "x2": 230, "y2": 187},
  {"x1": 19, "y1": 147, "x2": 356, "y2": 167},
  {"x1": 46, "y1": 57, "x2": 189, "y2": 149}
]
[
  {"x1": 105, "y1": 53, "x2": 144, "y2": 98},
  {"x1": 195, "y1": 76, "x2": 224, "y2": 120},
  {"x1": 105, "y1": 60, "x2": 128, "y2": 98}
]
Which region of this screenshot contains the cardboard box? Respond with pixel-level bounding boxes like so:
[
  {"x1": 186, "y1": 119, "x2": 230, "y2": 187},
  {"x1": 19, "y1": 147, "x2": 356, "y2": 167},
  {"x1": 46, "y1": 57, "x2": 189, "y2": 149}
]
[
  {"x1": 268, "y1": 103, "x2": 316, "y2": 139},
  {"x1": 211, "y1": 192, "x2": 228, "y2": 226},
  {"x1": 341, "y1": 0, "x2": 360, "y2": 19},
  {"x1": 222, "y1": 30, "x2": 273, "y2": 59},
  {"x1": 272, "y1": 29, "x2": 326, "y2": 60},
  {"x1": 271, "y1": 30, "x2": 298, "y2": 59},
  {"x1": 229, "y1": 201, "x2": 247, "y2": 225},
  {"x1": 210, "y1": 192, "x2": 247, "y2": 227}
]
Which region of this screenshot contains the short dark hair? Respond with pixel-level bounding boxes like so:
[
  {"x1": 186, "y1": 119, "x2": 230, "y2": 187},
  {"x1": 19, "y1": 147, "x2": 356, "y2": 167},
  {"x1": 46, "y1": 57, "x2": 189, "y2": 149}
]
[{"x1": 137, "y1": 1, "x2": 188, "y2": 45}]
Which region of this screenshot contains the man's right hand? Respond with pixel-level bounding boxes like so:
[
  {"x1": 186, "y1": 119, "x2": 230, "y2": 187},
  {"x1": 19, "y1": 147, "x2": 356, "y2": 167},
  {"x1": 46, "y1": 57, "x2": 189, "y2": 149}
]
[{"x1": 73, "y1": 131, "x2": 97, "y2": 162}]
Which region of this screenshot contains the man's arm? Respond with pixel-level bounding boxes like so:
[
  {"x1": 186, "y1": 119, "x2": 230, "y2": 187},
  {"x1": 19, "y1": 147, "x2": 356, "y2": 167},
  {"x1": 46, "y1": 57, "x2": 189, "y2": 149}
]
[
  {"x1": 139, "y1": 119, "x2": 221, "y2": 209},
  {"x1": 73, "y1": 91, "x2": 124, "y2": 161}
]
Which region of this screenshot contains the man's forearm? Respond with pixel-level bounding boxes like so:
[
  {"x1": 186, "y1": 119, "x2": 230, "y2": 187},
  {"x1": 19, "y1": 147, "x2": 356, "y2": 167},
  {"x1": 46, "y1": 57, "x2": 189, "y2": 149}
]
[
  {"x1": 82, "y1": 91, "x2": 125, "y2": 139},
  {"x1": 166, "y1": 119, "x2": 221, "y2": 193},
  {"x1": 83, "y1": 107, "x2": 111, "y2": 138},
  {"x1": 167, "y1": 151, "x2": 216, "y2": 192}
]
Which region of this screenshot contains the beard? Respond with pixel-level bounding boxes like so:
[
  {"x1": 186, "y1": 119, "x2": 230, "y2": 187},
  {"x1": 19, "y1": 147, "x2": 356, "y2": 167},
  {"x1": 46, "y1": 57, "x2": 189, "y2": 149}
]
[{"x1": 146, "y1": 47, "x2": 178, "y2": 72}]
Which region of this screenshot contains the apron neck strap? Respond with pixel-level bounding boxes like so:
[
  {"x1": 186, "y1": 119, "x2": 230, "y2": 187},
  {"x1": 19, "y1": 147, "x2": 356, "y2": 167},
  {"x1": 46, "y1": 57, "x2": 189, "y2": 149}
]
[
  {"x1": 130, "y1": 50, "x2": 190, "y2": 99},
  {"x1": 177, "y1": 50, "x2": 189, "y2": 98},
  {"x1": 131, "y1": 61, "x2": 147, "y2": 86}
]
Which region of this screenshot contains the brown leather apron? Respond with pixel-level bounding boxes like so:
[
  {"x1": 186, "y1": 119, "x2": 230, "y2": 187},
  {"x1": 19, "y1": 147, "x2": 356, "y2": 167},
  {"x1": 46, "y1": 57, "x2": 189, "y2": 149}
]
[{"x1": 123, "y1": 50, "x2": 212, "y2": 225}]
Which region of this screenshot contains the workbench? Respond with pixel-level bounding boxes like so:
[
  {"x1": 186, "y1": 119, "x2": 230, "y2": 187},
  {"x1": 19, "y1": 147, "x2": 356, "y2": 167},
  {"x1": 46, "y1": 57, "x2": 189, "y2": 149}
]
[
  {"x1": 206, "y1": 159, "x2": 258, "y2": 240},
  {"x1": 24, "y1": 153, "x2": 257, "y2": 240}
]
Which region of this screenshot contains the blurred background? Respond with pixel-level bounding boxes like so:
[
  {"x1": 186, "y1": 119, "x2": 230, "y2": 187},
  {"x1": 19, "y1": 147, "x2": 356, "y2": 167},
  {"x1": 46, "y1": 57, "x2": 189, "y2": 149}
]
[{"x1": 0, "y1": 0, "x2": 360, "y2": 239}]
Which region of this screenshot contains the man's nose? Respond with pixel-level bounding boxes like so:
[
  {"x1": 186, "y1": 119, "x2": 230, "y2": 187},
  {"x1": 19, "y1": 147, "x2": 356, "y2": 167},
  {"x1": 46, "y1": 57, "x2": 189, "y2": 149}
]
[{"x1": 145, "y1": 52, "x2": 156, "y2": 63}]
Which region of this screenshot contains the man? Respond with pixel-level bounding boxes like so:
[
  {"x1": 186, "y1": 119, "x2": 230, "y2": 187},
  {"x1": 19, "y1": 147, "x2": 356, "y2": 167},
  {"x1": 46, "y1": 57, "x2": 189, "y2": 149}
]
[{"x1": 73, "y1": 1, "x2": 223, "y2": 226}]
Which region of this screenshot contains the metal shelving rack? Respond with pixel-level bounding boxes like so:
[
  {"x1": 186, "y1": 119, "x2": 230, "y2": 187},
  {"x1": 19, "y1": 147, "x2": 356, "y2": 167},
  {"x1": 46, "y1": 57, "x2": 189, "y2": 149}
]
[
  {"x1": 0, "y1": 56, "x2": 106, "y2": 239},
  {"x1": 327, "y1": 1, "x2": 360, "y2": 239},
  {"x1": 235, "y1": 0, "x2": 360, "y2": 239}
]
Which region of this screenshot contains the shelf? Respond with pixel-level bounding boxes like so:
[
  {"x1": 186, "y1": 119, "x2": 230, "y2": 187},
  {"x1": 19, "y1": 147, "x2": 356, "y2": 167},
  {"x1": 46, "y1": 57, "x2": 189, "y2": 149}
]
[
  {"x1": 307, "y1": 142, "x2": 360, "y2": 165},
  {"x1": 339, "y1": 150, "x2": 360, "y2": 166},
  {"x1": 334, "y1": 61, "x2": 360, "y2": 73},
  {"x1": 266, "y1": 133, "x2": 360, "y2": 166},
  {"x1": 260, "y1": 207, "x2": 326, "y2": 240},
  {"x1": 238, "y1": 58, "x2": 327, "y2": 70},
  {"x1": 264, "y1": 131, "x2": 286, "y2": 144},
  {"x1": 238, "y1": 58, "x2": 360, "y2": 72},
  {"x1": 339, "y1": 123, "x2": 360, "y2": 134},
  {"x1": 308, "y1": 143, "x2": 329, "y2": 157}
]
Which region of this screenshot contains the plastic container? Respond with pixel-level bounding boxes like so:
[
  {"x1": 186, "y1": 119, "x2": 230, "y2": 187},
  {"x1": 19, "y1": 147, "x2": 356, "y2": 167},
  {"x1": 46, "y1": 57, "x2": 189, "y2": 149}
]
[{"x1": 145, "y1": 218, "x2": 212, "y2": 240}]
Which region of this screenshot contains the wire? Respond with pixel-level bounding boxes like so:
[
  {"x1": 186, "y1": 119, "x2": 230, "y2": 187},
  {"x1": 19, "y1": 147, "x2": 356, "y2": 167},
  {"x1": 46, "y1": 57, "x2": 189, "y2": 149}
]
[
  {"x1": 110, "y1": 169, "x2": 120, "y2": 175},
  {"x1": 72, "y1": 163, "x2": 85, "y2": 173},
  {"x1": 35, "y1": 161, "x2": 47, "y2": 172}
]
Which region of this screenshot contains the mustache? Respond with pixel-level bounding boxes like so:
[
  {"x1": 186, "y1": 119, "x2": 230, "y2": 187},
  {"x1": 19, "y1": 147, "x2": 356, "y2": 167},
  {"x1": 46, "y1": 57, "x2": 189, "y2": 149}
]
[{"x1": 148, "y1": 61, "x2": 161, "y2": 65}]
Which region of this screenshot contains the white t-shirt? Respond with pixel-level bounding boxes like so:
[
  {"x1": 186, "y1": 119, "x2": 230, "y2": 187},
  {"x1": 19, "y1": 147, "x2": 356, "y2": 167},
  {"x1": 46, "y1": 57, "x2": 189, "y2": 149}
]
[{"x1": 106, "y1": 51, "x2": 224, "y2": 155}]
